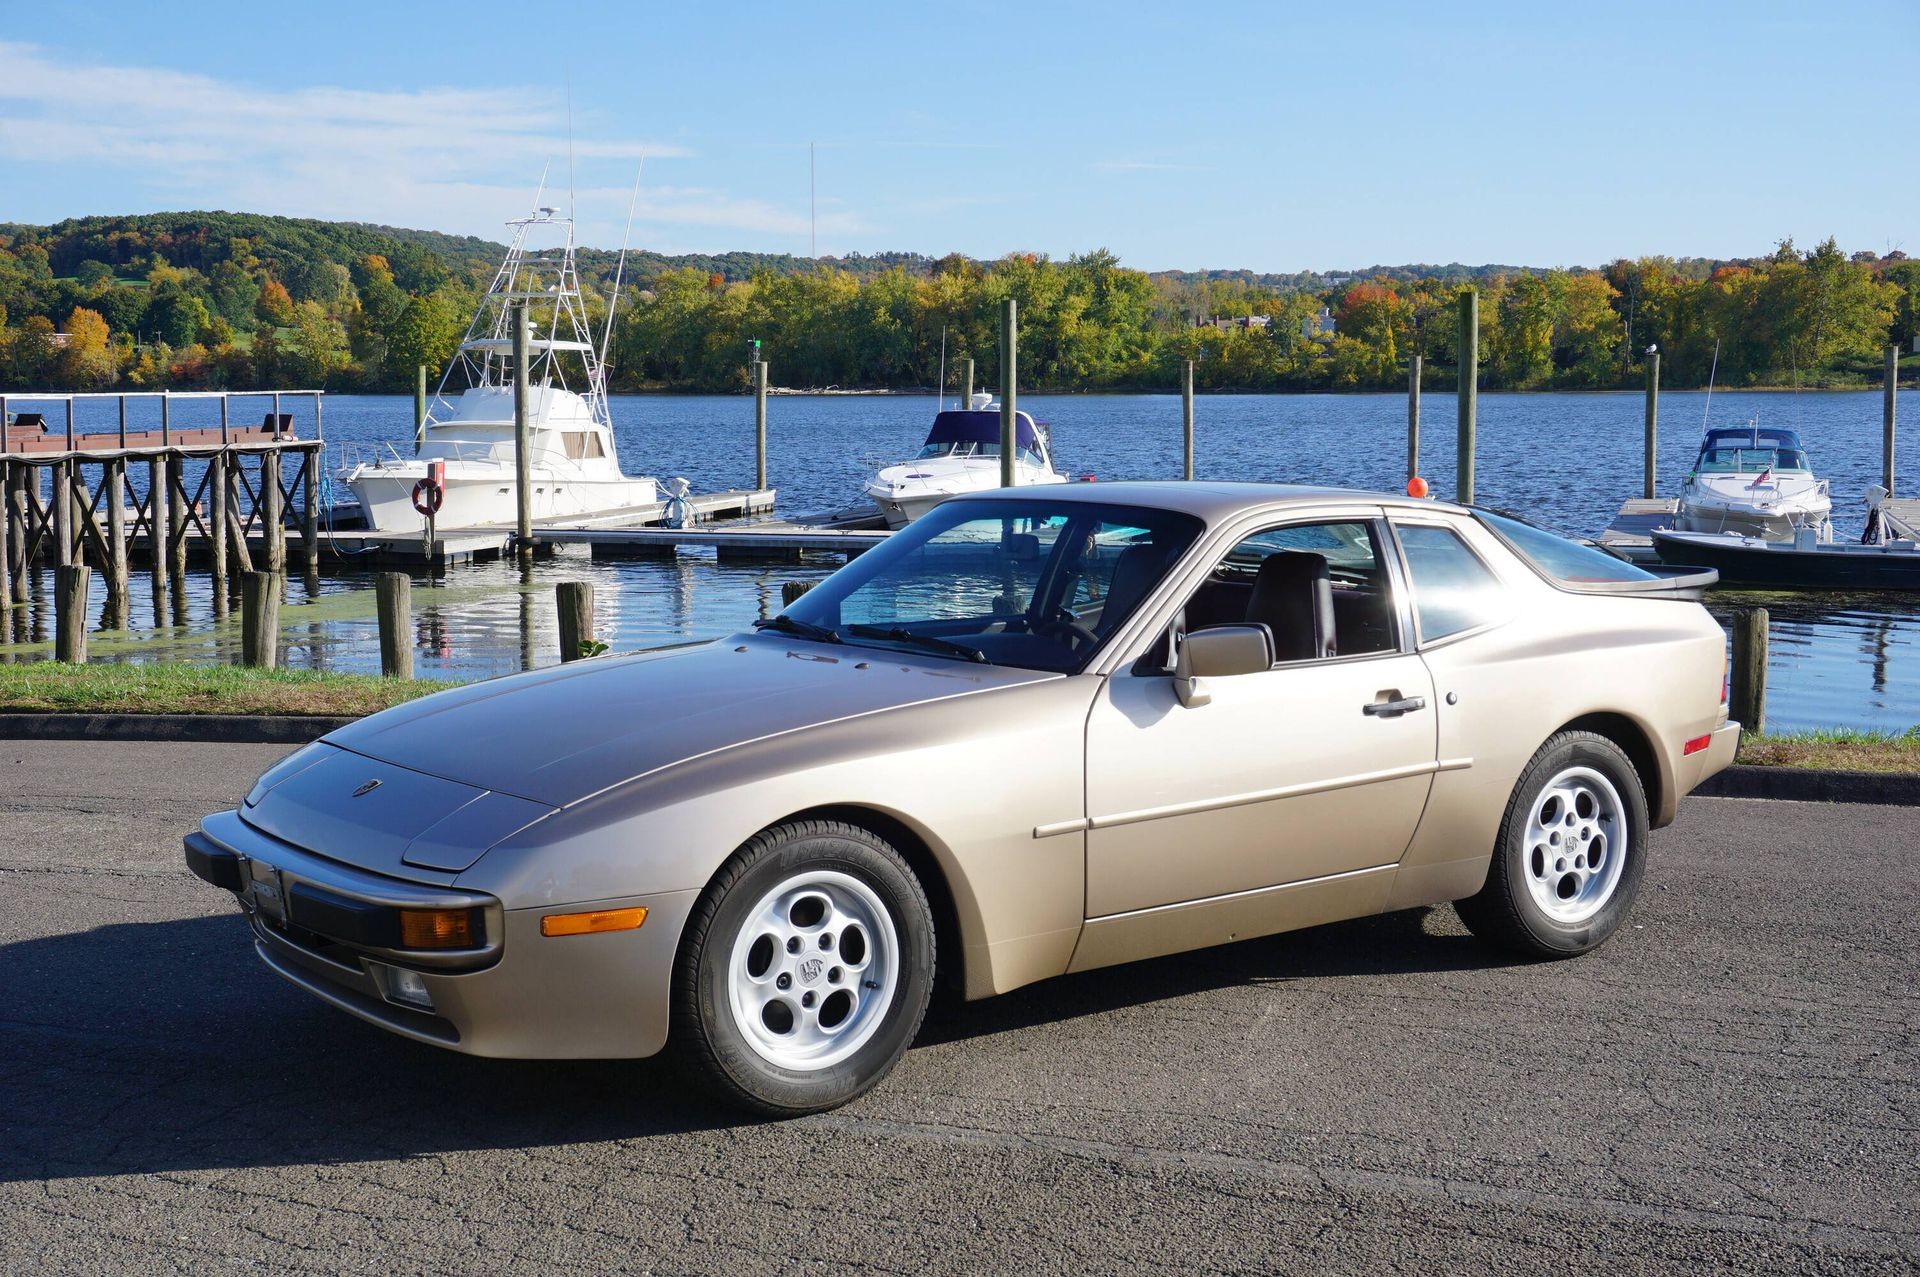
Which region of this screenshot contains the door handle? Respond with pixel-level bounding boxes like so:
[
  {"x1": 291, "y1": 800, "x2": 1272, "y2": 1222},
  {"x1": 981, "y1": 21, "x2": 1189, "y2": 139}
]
[{"x1": 1363, "y1": 694, "x2": 1427, "y2": 717}]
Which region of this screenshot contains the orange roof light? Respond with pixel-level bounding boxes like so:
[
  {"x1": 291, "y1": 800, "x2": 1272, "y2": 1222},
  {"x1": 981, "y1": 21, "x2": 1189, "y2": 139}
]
[{"x1": 541, "y1": 906, "x2": 649, "y2": 938}]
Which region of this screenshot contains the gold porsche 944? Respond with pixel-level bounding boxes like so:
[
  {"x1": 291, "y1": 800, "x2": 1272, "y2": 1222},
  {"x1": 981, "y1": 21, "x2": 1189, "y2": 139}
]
[{"x1": 187, "y1": 483, "x2": 1737, "y2": 1114}]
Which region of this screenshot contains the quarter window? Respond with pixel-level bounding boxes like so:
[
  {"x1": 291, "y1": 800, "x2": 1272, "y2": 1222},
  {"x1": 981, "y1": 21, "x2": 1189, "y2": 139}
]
[{"x1": 1396, "y1": 524, "x2": 1509, "y2": 642}]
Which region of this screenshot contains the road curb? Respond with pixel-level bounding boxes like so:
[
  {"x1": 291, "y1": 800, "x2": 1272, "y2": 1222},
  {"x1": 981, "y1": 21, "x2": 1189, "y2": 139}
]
[
  {"x1": 0, "y1": 712, "x2": 352, "y2": 744},
  {"x1": 1696, "y1": 764, "x2": 1920, "y2": 807}
]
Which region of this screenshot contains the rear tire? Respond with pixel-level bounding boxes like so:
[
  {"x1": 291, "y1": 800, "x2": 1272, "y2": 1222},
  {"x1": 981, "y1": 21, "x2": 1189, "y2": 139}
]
[
  {"x1": 1456, "y1": 730, "x2": 1649, "y2": 958},
  {"x1": 671, "y1": 819, "x2": 935, "y2": 1116}
]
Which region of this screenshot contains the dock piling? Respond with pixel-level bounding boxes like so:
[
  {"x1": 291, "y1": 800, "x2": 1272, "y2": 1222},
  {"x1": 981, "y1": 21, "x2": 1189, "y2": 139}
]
[
  {"x1": 415, "y1": 364, "x2": 428, "y2": 455},
  {"x1": 105, "y1": 458, "x2": 127, "y2": 626},
  {"x1": 241, "y1": 570, "x2": 280, "y2": 668},
  {"x1": 1456, "y1": 289, "x2": 1477, "y2": 505},
  {"x1": 753, "y1": 359, "x2": 769, "y2": 492},
  {"x1": 262, "y1": 451, "x2": 285, "y2": 575},
  {"x1": 1731, "y1": 608, "x2": 1768, "y2": 735},
  {"x1": 147, "y1": 456, "x2": 169, "y2": 601},
  {"x1": 959, "y1": 356, "x2": 974, "y2": 409},
  {"x1": 165, "y1": 454, "x2": 187, "y2": 582},
  {"x1": 1181, "y1": 359, "x2": 1195, "y2": 480},
  {"x1": 208, "y1": 452, "x2": 229, "y2": 614},
  {"x1": 51, "y1": 459, "x2": 71, "y2": 568},
  {"x1": 375, "y1": 572, "x2": 413, "y2": 679},
  {"x1": 1644, "y1": 349, "x2": 1661, "y2": 500},
  {"x1": 301, "y1": 446, "x2": 321, "y2": 573},
  {"x1": 512, "y1": 302, "x2": 533, "y2": 560},
  {"x1": 54, "y1": 563, "x2": 89, "y2": 663},
  {"x1": 1886, "y1": 345, "x2": 1899, "y2": 496},
  {"x1": 1407, "y1": 354, "x2": 1421, "y2": 483},
  {"x1": 781, "y1": 580, "x2": 814, "y2": 607},
  {"x1": 556, "y1": 581, "x2": 595, "y2": 662},
  {"x1": 999, "y1": 299, "x2": 1019, "y2": 490}
]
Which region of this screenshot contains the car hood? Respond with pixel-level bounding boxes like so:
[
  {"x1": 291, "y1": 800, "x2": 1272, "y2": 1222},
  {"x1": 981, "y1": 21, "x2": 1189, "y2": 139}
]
[{"x1": 323, "y1": 634, "x2": 1060, "y2": 807}]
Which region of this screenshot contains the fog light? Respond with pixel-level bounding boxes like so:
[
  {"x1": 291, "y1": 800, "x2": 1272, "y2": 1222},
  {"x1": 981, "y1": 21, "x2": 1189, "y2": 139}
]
[
  {"x1": 380, "y1": 964, "x2": 434, "y2": 1011},
  {"x1": 398, "y1": 907, "x2": 478, "y2": 950}
]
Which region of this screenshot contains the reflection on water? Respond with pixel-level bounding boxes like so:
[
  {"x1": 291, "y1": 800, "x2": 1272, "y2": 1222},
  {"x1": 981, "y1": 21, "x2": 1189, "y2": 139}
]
[{"x1": 1, "y1": 391, "x2": 1914, "y2": 733}]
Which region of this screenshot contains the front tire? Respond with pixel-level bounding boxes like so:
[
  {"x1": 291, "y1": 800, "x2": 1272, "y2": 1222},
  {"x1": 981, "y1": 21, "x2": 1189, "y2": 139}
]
[
  {"x1": 1456, "y1": 730, "x2": 1649, "y2": 958},
  {"x1": 672, "y1": 819, "x2": 935, "y2": 1116}
]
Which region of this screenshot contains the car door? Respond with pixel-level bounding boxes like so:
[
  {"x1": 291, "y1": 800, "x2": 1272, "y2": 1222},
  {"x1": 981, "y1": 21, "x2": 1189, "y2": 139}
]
[{"x1": 1082, "y1": 515, "x2": 1440, "y2": 919}]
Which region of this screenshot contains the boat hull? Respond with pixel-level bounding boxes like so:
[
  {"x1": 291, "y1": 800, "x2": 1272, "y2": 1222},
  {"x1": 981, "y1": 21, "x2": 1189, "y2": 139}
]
[
  {"x1": 347, "y1": 466, "x2": 660, "y2": 532},
  {"x1": 1652, "y1": 531, "x2": 1920, "y2": 590}
]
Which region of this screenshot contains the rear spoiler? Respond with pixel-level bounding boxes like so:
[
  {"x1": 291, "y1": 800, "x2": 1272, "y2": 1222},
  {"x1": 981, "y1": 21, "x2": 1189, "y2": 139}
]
[{"x1": 1555, "y1": 563, "x2": 1719, "y2": 601}]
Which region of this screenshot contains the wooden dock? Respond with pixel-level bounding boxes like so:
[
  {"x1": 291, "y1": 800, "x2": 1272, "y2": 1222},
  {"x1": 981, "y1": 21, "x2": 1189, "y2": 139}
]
[
  {"x1": 316, "y1": 488, "x2": 782, "y2": 564},
  {"x1": 539, "y1": 502, "x2": 890, "y2": 564},
  {"x1": 1596, "y1": 498, "x2": 1680, "y2": 563}
]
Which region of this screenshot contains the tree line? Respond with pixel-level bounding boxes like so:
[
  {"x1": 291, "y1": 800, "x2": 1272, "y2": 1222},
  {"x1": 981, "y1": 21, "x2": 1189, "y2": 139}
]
[{"x1": 0, "y1": 212, "x2": 1913, "y2": 397}]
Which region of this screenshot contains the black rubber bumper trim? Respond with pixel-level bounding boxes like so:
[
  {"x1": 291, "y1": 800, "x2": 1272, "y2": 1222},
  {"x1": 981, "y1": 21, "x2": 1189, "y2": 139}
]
[{"x1": 183, "y1": 830, "x2": 245, "y2": 891}]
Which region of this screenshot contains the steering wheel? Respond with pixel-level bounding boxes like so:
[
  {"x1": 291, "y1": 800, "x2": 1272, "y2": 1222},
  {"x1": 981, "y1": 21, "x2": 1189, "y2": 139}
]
[{"x1": 1031, "y1": 607, "x2": 1100, "y2": 649}]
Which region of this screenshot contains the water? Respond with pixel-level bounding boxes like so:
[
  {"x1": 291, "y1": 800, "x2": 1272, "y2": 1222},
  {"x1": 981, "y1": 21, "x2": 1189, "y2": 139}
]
[{"x1": 5, "y1": 390, "x2": 1914, "y2": 733}]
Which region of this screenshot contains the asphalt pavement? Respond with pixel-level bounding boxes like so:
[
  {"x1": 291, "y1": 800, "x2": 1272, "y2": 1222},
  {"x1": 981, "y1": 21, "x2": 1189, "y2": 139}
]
[{"x1": 1, "y1": 740, "x2": 1914, "y2": 1274}]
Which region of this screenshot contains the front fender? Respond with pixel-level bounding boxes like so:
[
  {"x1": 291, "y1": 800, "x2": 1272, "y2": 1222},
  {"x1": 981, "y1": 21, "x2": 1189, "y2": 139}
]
[{"x1": 457, "y1": 675, "x2": 1102, "y2": 1001}]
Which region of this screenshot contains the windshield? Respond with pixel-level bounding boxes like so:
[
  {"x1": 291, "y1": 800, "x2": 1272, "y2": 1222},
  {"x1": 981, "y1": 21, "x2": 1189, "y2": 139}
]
[
  {"x1": 912, "y1": 441, "x2": 1043, "y2": 464},
  {"x1": 779, "y1": 498, "x2": 1204, "y2": 672},
  {"x1": 1696, "y1": 447, "x2": 1809, "y2": 474}
]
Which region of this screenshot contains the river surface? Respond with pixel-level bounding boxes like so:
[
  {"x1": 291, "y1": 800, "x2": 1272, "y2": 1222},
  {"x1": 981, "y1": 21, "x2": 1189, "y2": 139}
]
[{"x1": 4, "y1": 390, "x2": 1913, "y2": 734}]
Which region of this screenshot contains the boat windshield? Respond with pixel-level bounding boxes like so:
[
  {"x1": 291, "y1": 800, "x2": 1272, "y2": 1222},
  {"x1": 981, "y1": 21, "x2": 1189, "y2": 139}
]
[
  {"x1": 1696, "y1": 447, "x2": 1811, "y2": 474},
  {"x1": 914, "y1": 440, "x2": 1045, "y2": 465},
  {"x1": 779, "y1": 497, "x2": 1203, "y2": 673}
]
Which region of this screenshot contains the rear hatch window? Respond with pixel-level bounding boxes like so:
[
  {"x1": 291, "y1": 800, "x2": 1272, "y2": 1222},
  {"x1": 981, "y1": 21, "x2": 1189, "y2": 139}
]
[{"x1": 1474, "y1": 509, "x2": 1716, "y2": 597}]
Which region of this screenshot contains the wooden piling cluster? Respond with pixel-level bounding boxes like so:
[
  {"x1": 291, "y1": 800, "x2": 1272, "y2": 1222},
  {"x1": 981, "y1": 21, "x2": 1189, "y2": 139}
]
[{"x1": 0, "y1": 391, "x2": 324, "y2": 650}]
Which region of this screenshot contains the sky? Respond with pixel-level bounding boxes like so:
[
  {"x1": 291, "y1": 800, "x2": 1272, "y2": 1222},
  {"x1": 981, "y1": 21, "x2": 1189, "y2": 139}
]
[{"x1": 0, "y1": 0, "x2": 1914, "y2": 273}]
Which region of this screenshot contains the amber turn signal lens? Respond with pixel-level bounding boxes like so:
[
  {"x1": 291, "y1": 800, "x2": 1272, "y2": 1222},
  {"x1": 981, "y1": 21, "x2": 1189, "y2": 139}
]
[
  {"x1": 398, "y1": 908, "x2": 478, "y2": 949},
  {"x1": 541, "y1": 906, "x2": 648, "y2": 937}
]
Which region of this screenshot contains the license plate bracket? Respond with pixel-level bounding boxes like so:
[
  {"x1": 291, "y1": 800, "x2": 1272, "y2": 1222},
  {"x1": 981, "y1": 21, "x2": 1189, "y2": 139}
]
[{"x1": 247, "y1": 860, "x2": 288, "y2": 925}]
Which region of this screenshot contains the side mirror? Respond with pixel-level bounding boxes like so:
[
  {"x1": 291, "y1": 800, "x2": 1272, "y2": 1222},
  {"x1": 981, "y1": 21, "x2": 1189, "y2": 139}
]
[{"x1": 1173, "y1": 624, "x2": 1274, "y2": 707}]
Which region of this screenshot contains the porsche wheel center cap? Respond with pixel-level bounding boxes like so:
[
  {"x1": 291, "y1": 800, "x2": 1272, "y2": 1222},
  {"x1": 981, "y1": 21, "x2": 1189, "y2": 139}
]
[{"x1": 797, "y1": 957, "x2": 824, "y2": 984}]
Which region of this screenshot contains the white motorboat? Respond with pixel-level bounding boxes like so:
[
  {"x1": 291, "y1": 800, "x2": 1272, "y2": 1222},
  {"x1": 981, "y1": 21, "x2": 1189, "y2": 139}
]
[
  {"x1": 1675, "y1": 422, "x2": 1831, "y2": 541},
  {"x1": 863, "y1": 393, "x2": 1067, "y2": 528},
  {"x1": 342, "y1": 203, "x2": 657, "y2": 532}
]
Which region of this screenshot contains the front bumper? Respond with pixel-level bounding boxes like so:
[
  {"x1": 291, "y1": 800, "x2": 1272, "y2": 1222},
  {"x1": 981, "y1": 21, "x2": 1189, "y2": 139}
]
[{"x1": 185, "y1": 809, "x2": 697, "y2": 1059}]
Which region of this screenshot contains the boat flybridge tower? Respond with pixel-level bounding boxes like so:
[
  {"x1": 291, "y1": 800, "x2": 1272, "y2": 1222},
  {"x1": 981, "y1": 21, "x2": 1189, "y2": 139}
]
[
  {"x1": 341, "y1": 199, "x2": 659, "y2": 532},
  {"x1": 433, "y1": 205, "x2": 614, "y2": 430}
]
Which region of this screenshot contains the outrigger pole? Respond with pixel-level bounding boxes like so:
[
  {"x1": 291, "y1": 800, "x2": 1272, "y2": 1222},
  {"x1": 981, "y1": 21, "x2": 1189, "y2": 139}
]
[{"x1": 599, "y1": 158, "x2": 646, "y2": 370}]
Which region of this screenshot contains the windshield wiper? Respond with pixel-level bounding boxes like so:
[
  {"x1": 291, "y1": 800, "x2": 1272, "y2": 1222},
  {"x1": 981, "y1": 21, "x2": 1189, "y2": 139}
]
[
  {"x1": 845, "y1": 624, "x2": 990, "y2": 664},
  {"x1": 753, "y1": 614, "x2": 842, "y2": 644}
]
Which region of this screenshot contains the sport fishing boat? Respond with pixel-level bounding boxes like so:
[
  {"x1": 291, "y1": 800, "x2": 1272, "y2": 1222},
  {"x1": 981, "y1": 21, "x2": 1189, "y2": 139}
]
[
  {"x1": 1675, "y1": 423, "x2": 1831, "y2": 541},
  {"x1": 862, "y1": 393, "x2": 1066, "y2": 528},
  {"x1": 341, "y1": 203, "x2": 657, "y2": 531}
]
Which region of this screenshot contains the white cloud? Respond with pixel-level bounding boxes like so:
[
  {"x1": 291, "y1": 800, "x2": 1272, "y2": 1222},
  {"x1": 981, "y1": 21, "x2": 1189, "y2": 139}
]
[{"x1": 0, "y1": 42, "x2": 863, "y2": 246}]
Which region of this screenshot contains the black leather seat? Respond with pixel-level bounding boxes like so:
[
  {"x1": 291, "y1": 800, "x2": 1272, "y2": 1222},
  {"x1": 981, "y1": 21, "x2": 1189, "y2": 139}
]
[
  {"x1": 1098, "y1": 543, "x2": 1167, "y2": 631},
  {"x1": 1245, "y1": 551, "x2": 1335, "y2": 661}
]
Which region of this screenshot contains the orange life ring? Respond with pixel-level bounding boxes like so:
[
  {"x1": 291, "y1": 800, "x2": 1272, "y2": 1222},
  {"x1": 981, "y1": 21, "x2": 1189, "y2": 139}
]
[{"x1": 411, "y1": 479, "x2": 444, "y2": 516}]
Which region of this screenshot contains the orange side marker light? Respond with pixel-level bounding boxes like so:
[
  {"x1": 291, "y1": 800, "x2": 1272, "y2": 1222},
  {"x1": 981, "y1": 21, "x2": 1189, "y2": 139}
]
[{"x1": 541, "y1": 906, "x2": 649, "y2": 937}]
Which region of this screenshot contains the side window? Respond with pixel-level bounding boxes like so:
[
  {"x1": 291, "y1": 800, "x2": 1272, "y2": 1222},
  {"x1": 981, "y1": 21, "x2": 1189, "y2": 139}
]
[
  {"x1": 1182, "y1": 520, "x2": 1398, "y2": 663},
  {"x1": 1395, "y1": 524, "x2": 1509, "y2": 642}
]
